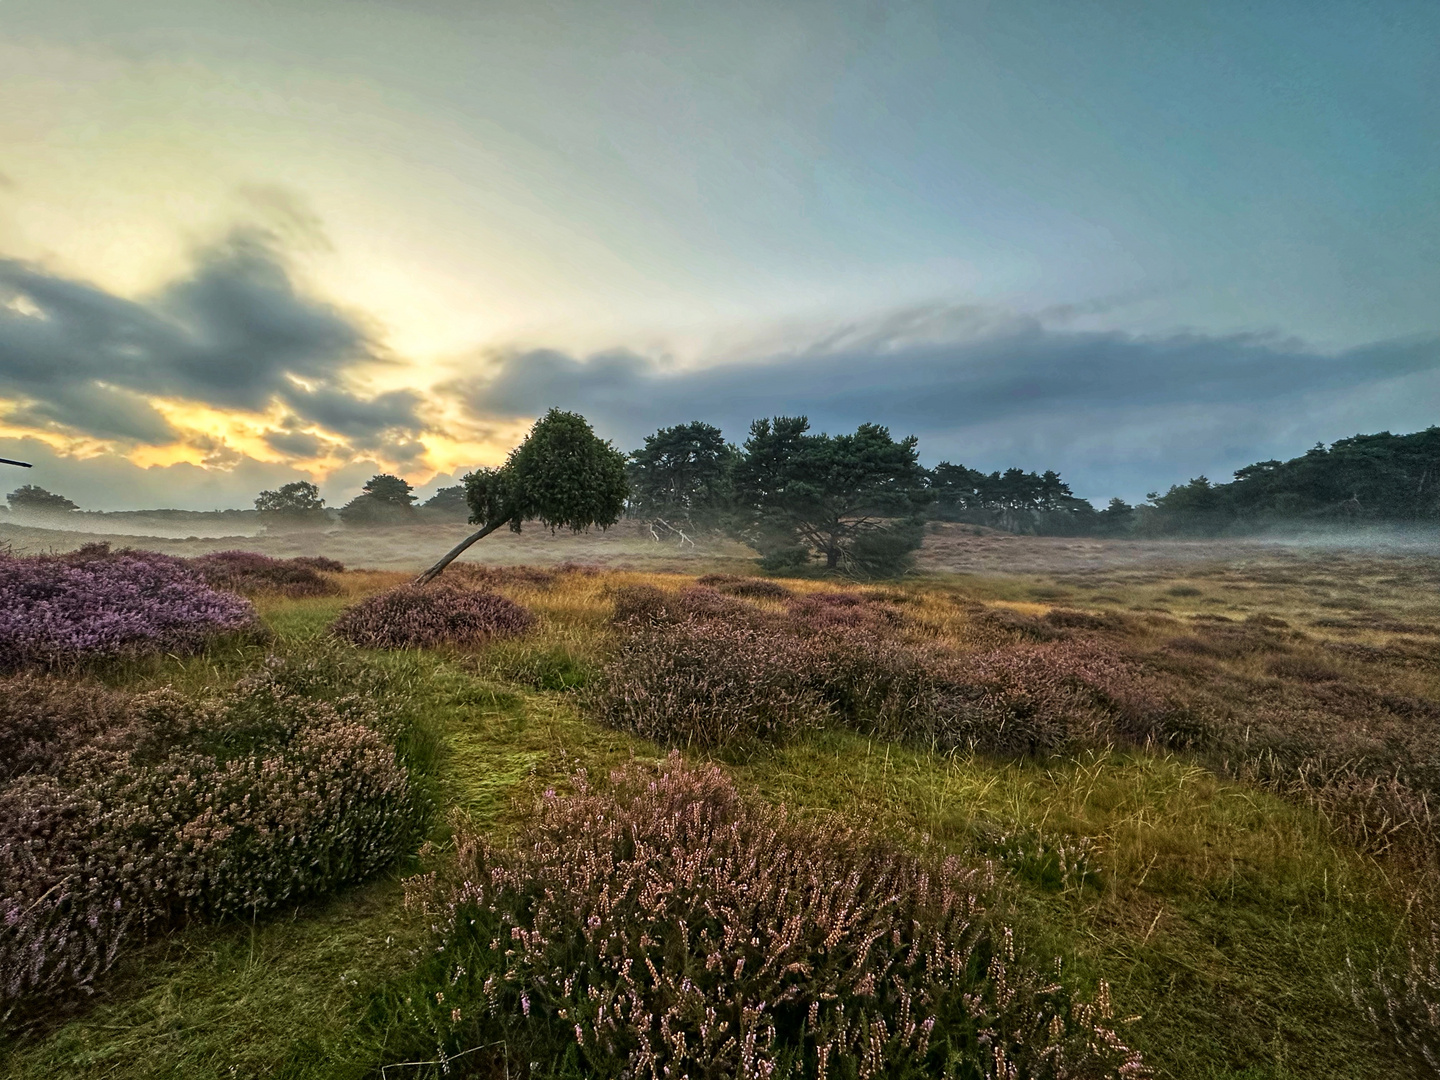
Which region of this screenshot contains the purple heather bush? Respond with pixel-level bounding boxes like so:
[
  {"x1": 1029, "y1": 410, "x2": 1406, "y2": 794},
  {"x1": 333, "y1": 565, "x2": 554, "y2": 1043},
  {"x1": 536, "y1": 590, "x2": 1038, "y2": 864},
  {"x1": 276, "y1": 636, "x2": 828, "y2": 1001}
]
[
  {"x1": 0, "y1": 656, "x2": 425, "y2": 1023},
  {"x1": 331, "y1": 583, "x2": 535, "y2": 650},
  {"x1": 0, "y1": 548, "x2": 261, "y2": 671},
  {"x1": 595, "y1": 584, "x2": 1170, "y2": 756},
  {"x1": 590, "y1": 616, "x2": 829, "y2": 749},
  {"x1": 393, "y1": 755, "x2": 1148, "y2": 1079},
  {"x1": 189, "y1": 549, "x2": 341, "y2": 598}
]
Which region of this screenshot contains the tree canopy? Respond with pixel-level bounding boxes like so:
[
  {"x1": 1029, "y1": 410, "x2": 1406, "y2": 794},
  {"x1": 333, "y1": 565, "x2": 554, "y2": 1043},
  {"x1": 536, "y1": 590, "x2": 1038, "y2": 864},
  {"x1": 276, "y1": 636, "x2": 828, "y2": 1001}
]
[
  {"x1": 627, "y1": 421, "x2": 738, "y2": 535},
  {"x1": 7, "y1": 485, "x2": 79, "y2": 514},
  {"x1": 254, "y1": 481, "x2": 327, "y2": 528},
  {"x1": 1146, "y1": 428, "x2": 1440, "y2": 532},
  {"x1": 417, "y1": 409, "x2": 628, "y2": 583},
  {"x1": 340, "y1": 474, "x2": 417, "y2": 526},
  {"x1": 734, "y1": 417, "x2": 929, "y2": 573}
]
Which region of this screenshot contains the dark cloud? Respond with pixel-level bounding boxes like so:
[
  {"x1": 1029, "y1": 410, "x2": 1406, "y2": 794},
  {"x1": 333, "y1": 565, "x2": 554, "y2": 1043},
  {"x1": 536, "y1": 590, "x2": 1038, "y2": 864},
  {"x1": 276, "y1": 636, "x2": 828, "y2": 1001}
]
[
  {"x1": 451, "y1": 320, "x2": 1440, "y2": 501},
  {"x1": 262, "y1": 429, "x2": 334, "y2": 459},
  {"x1": 0, "y1": 229, "x2": 424, "y2": 451}
]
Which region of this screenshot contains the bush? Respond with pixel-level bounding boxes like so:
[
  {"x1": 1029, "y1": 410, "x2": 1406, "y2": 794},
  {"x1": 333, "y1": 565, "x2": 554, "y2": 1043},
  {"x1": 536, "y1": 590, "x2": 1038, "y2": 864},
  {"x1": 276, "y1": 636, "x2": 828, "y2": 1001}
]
[
  {"x1": 590, "y1": 617, "x2": 827, "y2": 749},
  {"x1": 696, "y1": 574, "x2": 794, "y2": 600},
  {"x1": 391, "y1": 755, "x2": 1147, "y2": 1079},
  {"x1": 331, "y1": 584, "x2": 534, "y2": 650},
  {"x1": 0, "y1": 548, "x2": 261, "y2": 671},
  {"x1": 292, "y1": 555, "x2": 346, "y2": 573},
  {"x1": 609, "y1": 583, "x2": 758, "y2": 627},
  {"x1": 0, "y1": 658, "x2": 425, "y2": 1023},
  {"x1": 189, "y1": 550, "x2": 341, "y2": 598}
]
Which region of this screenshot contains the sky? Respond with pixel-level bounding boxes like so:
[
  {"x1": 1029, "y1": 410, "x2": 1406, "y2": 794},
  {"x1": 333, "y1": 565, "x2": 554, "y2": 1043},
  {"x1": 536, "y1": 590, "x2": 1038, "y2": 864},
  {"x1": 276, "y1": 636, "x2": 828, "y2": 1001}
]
[{"x1": 0, "y1": 0, "x2": 1436, "y2": 510}]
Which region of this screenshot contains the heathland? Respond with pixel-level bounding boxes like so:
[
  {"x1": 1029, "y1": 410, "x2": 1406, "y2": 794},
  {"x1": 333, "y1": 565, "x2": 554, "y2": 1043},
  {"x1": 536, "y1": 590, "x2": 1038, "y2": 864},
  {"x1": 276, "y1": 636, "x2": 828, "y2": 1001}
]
[{"x1": 2, "y1": 521, "x2": 1438, "y2": 1078}]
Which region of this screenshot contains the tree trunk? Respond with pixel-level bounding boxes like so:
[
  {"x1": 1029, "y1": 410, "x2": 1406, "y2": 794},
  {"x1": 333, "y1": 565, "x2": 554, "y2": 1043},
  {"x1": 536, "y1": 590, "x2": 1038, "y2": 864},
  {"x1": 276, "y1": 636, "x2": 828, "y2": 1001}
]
[
  {"x1": 414, "y1": 520, "x2": 506, "y2": 585},
  {"x1": 825, "y1": 545, "x2": 839, "y2": 569}
]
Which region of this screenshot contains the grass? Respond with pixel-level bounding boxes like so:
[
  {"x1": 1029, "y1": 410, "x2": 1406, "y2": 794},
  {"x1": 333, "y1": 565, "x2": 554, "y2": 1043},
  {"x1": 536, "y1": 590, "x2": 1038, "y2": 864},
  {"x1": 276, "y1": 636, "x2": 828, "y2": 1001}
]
[{"x1": 4, "y1": 557, "x2": 1435, "y2": 1078}]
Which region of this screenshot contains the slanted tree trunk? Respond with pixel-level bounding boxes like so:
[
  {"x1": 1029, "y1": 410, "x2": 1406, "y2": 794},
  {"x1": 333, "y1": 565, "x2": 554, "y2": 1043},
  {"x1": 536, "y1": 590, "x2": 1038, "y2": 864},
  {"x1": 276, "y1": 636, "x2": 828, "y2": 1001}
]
[{"x1": 415, "y1": 519, "x2": 507, "y2": 585}]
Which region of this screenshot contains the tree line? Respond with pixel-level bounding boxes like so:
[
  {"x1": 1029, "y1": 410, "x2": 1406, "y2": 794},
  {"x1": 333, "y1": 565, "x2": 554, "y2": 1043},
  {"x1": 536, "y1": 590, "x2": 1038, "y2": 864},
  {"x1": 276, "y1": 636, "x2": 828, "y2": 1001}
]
[{"x1": 7, "y1": 421, "x2": 1438, "y2": 568}]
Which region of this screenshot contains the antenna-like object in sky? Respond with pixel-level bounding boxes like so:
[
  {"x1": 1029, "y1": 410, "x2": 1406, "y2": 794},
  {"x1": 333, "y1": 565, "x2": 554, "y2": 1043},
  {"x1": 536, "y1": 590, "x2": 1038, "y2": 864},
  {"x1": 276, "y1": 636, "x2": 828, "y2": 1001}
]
[{"x1": 0, "y1": 458, "x2": 33, "y2": 468}]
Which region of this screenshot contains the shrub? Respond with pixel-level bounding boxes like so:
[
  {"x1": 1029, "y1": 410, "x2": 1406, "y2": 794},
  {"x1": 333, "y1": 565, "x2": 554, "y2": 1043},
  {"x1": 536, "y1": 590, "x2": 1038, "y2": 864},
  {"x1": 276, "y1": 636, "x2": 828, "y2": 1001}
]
[
  {"x1": 0, "y1": 659, "x2": 425, "y2": 1023},
  {"x1": 0, "y1": 548, "x2": 261, "y2": 671},
  {"x1": 933, "y1": 643, "x2": 1171, "y2": 756},
  {"x1": 696, "y1": 573, "x2": 795, "y2": 600},
  {"x1": 292, "y1": 555, "x2": 346, "y2": 573},
  {"x1": 392, "y1": 755, "x2": 1148, "y2": 1079},
  {"x1": 189, "y1": 550, "x2": 341, "y2": 598},
  {"x1": 590, "y1": 617, "x2": 828, "y2": 749},
  {"x1": 609, "y1": 583, "x2": 758, "y2": 627},
  {"x1": 447, "y1": 563, "x2": 561, "y2": 590},
  {"x1": 331, "y1": 584, "x2": 534, "y2": 650},
  {"x1": 787, "y1": 590, "x2": 907, "y2": 633}
]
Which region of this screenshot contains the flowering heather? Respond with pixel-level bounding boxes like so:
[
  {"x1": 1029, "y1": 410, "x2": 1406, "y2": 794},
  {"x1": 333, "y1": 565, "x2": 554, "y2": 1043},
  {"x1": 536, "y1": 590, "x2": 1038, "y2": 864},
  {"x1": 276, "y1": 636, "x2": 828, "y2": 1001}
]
[
  {"x1": 696, "y1": 573, "x2": 795, "y2": 600},
  {"x1": 447, "y1": 562, "x2": 603, "y2": 590},
  {"x1": 0, "y1": 548, "x2": 261, "y2": 671},
  {"x1": 189, "y1": 550, "x2": 342, "y2": 598},
  {"x1": 786, "y1": 590, "x2": 908, "y2": 632},
  {"x1": 331, "y1": 583, "x2": 535, "y2": 650},
  {"x1": 291, "y1": 555, "x2": 346, "y2": 573},
  {"x1": 609, "y1": 582, "x2": 759, "y2": 626},
  {"x1": 596, "y1": 585, "x2": 1169, "y2": 756},
  {"x1": 590, "y1": 616, "x2": 828, "y2": 749},
  {"x1": 394, "y1": 755, "x2": 1148, "y2": 1079},
  {"x1": 0, "y1": 659, "x2": 423, "y2": 1022}
]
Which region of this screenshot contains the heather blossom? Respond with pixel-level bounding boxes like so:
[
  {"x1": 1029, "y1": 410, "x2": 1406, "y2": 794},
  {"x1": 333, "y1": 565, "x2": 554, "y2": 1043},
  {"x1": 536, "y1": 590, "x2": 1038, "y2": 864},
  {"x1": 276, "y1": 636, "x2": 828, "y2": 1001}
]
[
  {"x1": 0, "y1": 548, "x2": 260, "y2": 670},
  {"x1": 395, "y1": 754, "x2": 1149, "y2": 1079}
]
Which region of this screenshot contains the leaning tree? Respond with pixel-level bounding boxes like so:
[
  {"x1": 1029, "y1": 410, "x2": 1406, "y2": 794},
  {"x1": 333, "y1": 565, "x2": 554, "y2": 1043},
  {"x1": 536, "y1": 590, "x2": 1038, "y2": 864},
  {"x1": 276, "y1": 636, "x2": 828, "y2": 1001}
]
[{"x1": 415, "y1": 409, "x2": 628, "y2": 584}]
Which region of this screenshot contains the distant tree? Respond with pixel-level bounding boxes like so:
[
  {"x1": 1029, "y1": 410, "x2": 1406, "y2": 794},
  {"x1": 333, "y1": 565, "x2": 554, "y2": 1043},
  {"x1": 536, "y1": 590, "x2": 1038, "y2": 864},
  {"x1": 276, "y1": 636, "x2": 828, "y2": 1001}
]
[
  {"x1": 416, "y1": 409, "x2": 629, "y2": 584},
  {"x1": 1097, "y1": 497, "x2": 1136, "y2": 536},
  {"x1": 628, "y1": 421, "x2": 738, "y2": 541},
  {"x1": 7, "y1": 485, "x2": 79, "y2": 514},
  {"x1": 363, "y1": 474, "x2": 416, "y2": 505},
  {"x1": 734, "y1": 416, "x2": 929, "y2": 575},
  {"x1": 254, "y1": 481, "x2": 328, "y2": 529},
  {"x1": 926, "y1": 463, "x2": 1093, "y2": 533},
  {"x1": 340, "y1": 474, "x2": 418, "y2": 527},
  {"x1": 419, "y1": 485, "x2": 471, "y2": 521}
]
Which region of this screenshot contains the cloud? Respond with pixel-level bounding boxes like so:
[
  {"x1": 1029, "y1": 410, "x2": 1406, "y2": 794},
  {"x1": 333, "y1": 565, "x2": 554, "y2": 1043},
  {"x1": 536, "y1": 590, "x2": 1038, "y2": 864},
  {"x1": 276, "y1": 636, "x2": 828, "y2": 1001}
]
[
  {"x1": 0, "y1": 228, "x2": 425, "y2": 452},
  {"x1": 451, "y1": 315, "x2": 1440, "y2": 501},
  {"x1": 262, "y1": 429, "x2": 335, "y2": 459}
]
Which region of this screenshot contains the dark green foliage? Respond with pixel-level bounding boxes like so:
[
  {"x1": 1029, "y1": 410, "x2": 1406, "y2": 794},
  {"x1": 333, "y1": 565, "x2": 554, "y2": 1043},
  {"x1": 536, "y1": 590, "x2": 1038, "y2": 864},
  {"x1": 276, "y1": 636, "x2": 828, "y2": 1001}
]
[
  {"x1": 735, "y1": 416, "x2": 930, "y2": 573},
  {"x1": 254, "y1": 482, "x2": 328, "y2": 529},
  {"x1": 464, "y1": 409, "x2": 628, "y2": 534},
  {"x1": 418, "y1": 485, "x2": 469, "y2": 520},
  {"x1": 361, "y1": 475, "x2": 416, "y2": 505},
  {"x1": 926, "y1": 464, "x2": 1097, "y2": 534},
  {"x1": 845, "y1": 515, "x2": 926, "y2": 577},
  {"x1": 627, "y1": 420, "x2": 739, "y2": 534},
  {"x1": 6, "y1": 485, "x2": 78, "y2": 514},
  {"x1": 1146, "y1": 427, "x2": 1440, "y2": 532},
  {"x1": 340, "y1": 475, "x2": 417, "y2": 526}
]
